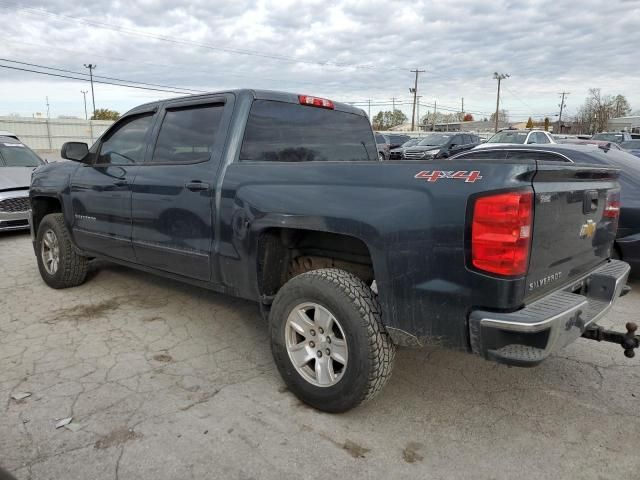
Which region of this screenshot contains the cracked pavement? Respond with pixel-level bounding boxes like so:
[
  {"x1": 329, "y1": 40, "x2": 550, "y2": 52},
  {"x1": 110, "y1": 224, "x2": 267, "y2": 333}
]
[{"x1": 1, "y1": 231, "x2": 639, "y2": 480}]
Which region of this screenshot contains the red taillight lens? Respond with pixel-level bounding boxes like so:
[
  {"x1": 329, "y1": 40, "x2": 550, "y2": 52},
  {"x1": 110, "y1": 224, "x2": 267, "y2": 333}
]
[
  {"x1": 604, "y1": 190, "x2": 620, "y2": 219},
  {"x1": 298, "y1": 95, "x2": 335, "y2": 110},
  {"x1": 472, "y1": 189, "x2": 533, "y2": 276}
]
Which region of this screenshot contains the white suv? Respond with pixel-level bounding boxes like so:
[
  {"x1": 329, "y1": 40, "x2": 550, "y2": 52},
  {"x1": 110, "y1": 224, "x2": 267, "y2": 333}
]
[{"x1": 475, "y1": 129, "x2": 555, "y2": 149}]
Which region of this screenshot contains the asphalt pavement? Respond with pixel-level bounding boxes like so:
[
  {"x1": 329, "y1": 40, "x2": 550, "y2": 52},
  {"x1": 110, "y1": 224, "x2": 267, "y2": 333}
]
[{"x1": 1, "y1": 231, "x2": 639, "y2": 479}]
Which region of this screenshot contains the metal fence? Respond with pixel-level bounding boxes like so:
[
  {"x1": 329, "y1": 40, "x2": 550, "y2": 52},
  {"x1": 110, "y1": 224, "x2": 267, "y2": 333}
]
[{"x1": 0, "y1": 116, "x2": 114, "y2": 152}]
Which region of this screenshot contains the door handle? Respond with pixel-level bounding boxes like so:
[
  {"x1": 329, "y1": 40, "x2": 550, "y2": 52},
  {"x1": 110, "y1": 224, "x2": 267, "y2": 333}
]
[{"x1": 185, "y1": 181, "x2": 210, "y2": 191}]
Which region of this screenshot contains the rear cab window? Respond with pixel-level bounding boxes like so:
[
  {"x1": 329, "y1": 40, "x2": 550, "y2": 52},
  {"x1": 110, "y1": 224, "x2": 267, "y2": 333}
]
[{"x1": 240, "y1": 100, "x2": 377, "y2": 162}]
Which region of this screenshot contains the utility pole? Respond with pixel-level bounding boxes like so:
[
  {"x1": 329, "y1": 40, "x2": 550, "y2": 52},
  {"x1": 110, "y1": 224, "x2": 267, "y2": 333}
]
[
  {"x1": 367, "y1": 99, "x2": 371, "y2": 120},
  {"x1": 416, "y1": 96, "x2": 422, "y2": 131},
  {"x1": 493, "y1": 72, "x2": 510, "y2": 132},
  {"x1": 557, "y1": 92, "x2": 569, "y2": 134},
  {"x1": 391, "y1": 97, "x2": 396, "y2": 112},
  {"x1": 432, "y1": 100, "x2": 437, "y2": 131},
  {"x1": 461, "y1": 97, "x2": 464, "y2": 120},
  {"x1": 84, "y1": 63, "x2": 97, "y2": 118},
  {"x1": 46, "y1": 96, "x2": 50, "y2": 119},
  {"x1": 80, "y1": 90, "x2": 88, "y2": 120},
  {"x1": 409, "y1": 69, "x2": 425, "y2": 131}
]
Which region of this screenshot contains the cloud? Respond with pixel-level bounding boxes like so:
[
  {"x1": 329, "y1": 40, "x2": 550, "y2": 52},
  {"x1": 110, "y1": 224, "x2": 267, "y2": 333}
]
[{"x1": 1, "y1": 0, "x2": 639, "y2": 121}]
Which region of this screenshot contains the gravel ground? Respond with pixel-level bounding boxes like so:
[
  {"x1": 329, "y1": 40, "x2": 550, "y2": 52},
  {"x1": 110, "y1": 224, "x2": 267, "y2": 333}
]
[{"x1": 1, "y1": 231, "x2": 639, "y2": 480}]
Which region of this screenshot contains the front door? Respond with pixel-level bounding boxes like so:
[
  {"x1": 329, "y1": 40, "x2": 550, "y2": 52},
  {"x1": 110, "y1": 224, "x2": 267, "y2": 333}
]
[
  {"x1": 131, "y1": 97, "x2": 231, "y2": 281},
  {"x1": 70, "y1": 112, "x2": 155, "y2": 261}
]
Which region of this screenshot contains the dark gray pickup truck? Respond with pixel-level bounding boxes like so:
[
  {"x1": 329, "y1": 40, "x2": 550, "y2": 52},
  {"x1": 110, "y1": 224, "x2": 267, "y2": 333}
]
[{"x1": 29, "y1": 89, "x2": 638, "y2": 412}]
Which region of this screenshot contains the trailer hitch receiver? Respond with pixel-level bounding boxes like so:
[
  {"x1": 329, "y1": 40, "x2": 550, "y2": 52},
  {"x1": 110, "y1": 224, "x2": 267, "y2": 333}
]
[{"x1": 582, "y1": 322, "x2": 640, "y2": 358}]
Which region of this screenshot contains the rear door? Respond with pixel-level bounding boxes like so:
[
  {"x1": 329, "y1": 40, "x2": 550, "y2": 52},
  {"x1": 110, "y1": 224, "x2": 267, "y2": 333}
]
[
  {"x1": 505, "y1": 150, "x2": 619, "y2": 300},
  {"x1": 130, "y1": 94, "x2": 234, "y2": 281}
]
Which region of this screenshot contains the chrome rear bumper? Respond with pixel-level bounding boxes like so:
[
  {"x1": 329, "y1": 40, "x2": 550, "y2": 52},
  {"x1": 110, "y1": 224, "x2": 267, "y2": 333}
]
[{"x1": 469, "y1": 260, "x2": 631, "y2": 366}]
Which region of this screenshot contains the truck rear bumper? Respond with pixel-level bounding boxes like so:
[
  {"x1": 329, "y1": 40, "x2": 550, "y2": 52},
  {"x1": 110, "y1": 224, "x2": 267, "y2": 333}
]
[{"x1": 469, "y1": 260, "x2": 631, "y2": 366}]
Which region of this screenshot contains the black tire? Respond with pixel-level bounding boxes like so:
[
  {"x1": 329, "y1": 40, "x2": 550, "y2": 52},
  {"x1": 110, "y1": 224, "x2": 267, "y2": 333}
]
[
  {"x1": 270, "y1": 268, "x2": 395, "y2": 412},
  {"x1": 36, "y1": 213, "x2": 89, "y2": 289}
]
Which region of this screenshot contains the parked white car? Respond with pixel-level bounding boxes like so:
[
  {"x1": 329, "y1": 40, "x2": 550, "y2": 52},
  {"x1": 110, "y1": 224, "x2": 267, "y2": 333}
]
[{"x1": 474, "y1": 129, "x2": 556, "y2": 149}]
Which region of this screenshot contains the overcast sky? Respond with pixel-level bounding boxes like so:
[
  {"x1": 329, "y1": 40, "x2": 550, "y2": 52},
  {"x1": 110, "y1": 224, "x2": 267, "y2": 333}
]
[{"x1": 1, "y1": 0, "x2": 639, "y2": 122}]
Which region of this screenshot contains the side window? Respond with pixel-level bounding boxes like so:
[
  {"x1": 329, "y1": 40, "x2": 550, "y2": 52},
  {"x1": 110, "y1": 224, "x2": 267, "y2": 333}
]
[
  {"x1": 151, "y1": 104, "x2": 224, "y2": 164},
  {"x1": 506, "y1": 150, "x2": 569, "y2": 162},
  {"x1": 455, "y1": 150, "x2": 507, "y2": 160},
  {"x1": 539, "y1": 133, "x2": 551, "y2": 144},
  {"x1": 97, "y1": 114, "x2": 154, "y2": 165},
  {"x1": 450, "y1": 135, "x2": 461, "y2": 146}
]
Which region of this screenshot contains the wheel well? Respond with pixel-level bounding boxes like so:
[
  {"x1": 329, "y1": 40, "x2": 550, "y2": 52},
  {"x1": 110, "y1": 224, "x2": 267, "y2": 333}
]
[
  {"x1": 31, "y1": 196, "x2": 62, "y2": 234},
  {"x1": 257, "y1": 229, "x2": 374, "y2": 297}
]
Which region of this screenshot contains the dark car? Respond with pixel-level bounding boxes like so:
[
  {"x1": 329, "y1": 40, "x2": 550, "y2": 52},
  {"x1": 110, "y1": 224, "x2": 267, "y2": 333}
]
[
  {"x1": 621, "y1": 140, "x2": 640, "y2": 158},
  {"x1": 402, "y1": 132, "x2": 480, "y2": 159},
  {"x1": 375, "y1": 133, "x2": 389, "y2": 160},
  {"x1": 451, "y1": 143, "x2": 640, "y2": 271},
  {"x1": 375, "y1": 133, "x2": 412, "y2": 160},
  {"x1": 592, "y1": 132, "x2": 632, "y2": 144},
  {"x1": 0, "y1": 136, "x2": 45, "y2": 232},
  {"x1": 389, "y1": 138, "x2": 420, "y2": 160}
]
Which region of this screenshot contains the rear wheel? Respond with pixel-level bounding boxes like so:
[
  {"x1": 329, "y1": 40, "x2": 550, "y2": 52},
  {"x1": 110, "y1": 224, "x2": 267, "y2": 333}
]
[
  {"x1": 36, "y1": 213, "x2": 89, "y2": 289},
  {"x1": 270, "y1": 268, "x2": 395, "y2": 412}
]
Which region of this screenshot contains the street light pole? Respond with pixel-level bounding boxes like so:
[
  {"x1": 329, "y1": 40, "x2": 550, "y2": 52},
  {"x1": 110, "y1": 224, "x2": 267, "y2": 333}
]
[
  {"x1": 80, "y1": 90, "x2": 88, "y2": 120},
  {"x1": 493, "y1": 72, "x2": 510, "y2": 132},
  {"x1": 83, "y1": 64, "x2": 97, "y2": 118}
]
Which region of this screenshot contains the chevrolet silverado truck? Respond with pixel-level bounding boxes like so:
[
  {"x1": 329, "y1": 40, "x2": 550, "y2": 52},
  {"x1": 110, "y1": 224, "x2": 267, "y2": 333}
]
[{"x1": 29, "y1": 90, "x2": 639, "y2": 412}]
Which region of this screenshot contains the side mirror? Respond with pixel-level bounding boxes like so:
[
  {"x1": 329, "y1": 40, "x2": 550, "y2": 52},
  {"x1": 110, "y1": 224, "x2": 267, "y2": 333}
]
[
  {"x1": 449, "y1": 144, "x2": 457, "y2": 149},
  {"x1": 61, "y1": 142, "x2": 89, "y2": 162}
]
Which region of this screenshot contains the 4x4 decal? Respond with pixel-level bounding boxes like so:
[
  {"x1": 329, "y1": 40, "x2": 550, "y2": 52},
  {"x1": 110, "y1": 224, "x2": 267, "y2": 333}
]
[{"x1": 415, "y1": 170, "x2": 482, "y2": 183}]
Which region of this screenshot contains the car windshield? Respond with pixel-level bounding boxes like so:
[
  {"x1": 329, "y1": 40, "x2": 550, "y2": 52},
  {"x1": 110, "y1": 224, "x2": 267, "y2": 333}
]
[
  {"x1": 0, "y1": 143, "x2": 43, "y2": 167},
  {"x1": 401, "y1": 139, "x2": 419, "y2": 147},
  {"x1": 417, "y1": 134, "x2": 450, "y2": 146},
  {"x1": 487, "y1": 131, "x2": 529, "y2": 144},
  {"x1": 592, "y1": 133, "x2": 624, "y2": 143},
  {"x1": 621, "y1": 140, "x2": 640, "y2": 149}
]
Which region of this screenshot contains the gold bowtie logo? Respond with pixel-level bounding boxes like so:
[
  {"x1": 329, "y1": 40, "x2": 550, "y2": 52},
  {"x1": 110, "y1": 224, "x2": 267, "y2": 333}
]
[{"x1": 580, "y1": 220, "x2": 596, "y2": 239}]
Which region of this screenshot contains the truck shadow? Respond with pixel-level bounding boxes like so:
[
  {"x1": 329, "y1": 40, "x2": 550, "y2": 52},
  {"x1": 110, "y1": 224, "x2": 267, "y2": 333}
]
[{"x1": 89, "y1": 262, "x2": 639, "y2": 420}]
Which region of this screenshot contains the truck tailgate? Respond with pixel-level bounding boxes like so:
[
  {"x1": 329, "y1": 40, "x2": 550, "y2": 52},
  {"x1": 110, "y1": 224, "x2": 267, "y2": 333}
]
[{"x1": 525, "y1": 163, "x2": 620, "y2": 301}]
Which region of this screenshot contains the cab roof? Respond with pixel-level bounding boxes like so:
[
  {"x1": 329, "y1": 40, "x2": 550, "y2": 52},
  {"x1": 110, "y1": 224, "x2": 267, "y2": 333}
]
[{"x1": 126, "y1": 89, "x2": 367, "y2": 118}]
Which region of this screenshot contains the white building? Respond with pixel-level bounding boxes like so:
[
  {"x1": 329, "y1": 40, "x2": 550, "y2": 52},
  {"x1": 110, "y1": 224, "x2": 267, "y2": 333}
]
[{"x1": 608, "y1": 116, "x2": 640, "y2": 133}]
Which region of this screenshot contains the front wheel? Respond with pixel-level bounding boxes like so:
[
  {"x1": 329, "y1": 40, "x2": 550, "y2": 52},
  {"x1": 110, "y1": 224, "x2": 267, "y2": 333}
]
[
  {"x1": 270, "y1": 268, "x2": 395, "y2": 412},
  {"x1": 36, "y1": 213, "x2": 89, "y2": 289}
]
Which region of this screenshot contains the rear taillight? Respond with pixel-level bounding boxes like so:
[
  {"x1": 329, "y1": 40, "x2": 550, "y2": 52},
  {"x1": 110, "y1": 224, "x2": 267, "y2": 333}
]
[
  {"x1": 298, "y1": 95, "x2": 335, "y2": 110},
  {"x1": 604, "y1": 190, "x2": 620, "y2": 219},
  {"x1": 471, "y1": 189, "x2": 533, "y2": 276}
]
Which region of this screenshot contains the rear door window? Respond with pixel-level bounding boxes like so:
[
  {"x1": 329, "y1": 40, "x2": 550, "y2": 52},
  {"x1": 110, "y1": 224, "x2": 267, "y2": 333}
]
[
  {"x1": 506, "y1": 150, "x2": 569, "y2": 162},
  {"x1": 151, "y1": 104, "x2": 224, "y2": 164},
  {"x1": 454, "y1": 150, "x2": 508, "y2": 160},
  {"x1": 240, "y1": 100, "x2": 377, "y2": 162}
]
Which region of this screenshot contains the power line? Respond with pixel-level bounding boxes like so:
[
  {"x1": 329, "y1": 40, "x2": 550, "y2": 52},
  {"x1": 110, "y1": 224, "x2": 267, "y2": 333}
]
[
  {"x1": 0, "y1": 58, "x2": 205, "y2": 94},
  {"x1": 0, "y1": 62, "x2": 196, "y2": 95}
]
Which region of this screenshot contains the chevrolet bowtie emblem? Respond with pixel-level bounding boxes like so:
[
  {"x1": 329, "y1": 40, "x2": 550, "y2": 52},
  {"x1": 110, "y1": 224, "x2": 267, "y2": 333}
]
[{"x1": 580, "y1": 219, "x2": 596, "y2": 239}]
